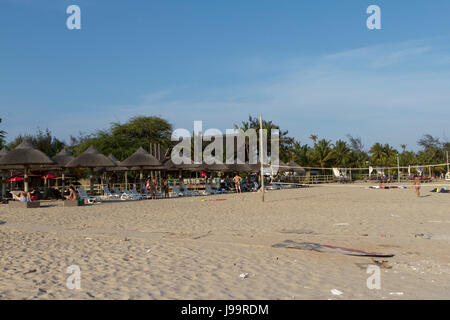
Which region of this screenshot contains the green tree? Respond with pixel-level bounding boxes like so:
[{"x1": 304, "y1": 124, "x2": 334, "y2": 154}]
[
  {"x1": 72, "y1": 116, "x2": 173, "y2": 160},
  {"x1": 234, "y1": 115, "x2": 295, "y2": 163},
  {"x1": 333, "y1": 140, "x2": 351, "y2": 166},
  {"x1": 369, "y1": 142, "x2": 386, "y2": 166},
  {"x1": 8, "y1": 128, "x2": 65, "y2": 157},
  {"x1": 311, "y1": 139, "x2": 334, "y2": 168}
]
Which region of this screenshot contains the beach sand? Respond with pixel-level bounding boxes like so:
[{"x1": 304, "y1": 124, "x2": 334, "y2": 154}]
[{"x1": 1, "y1": 184, "x2": 449, "y2": 299}]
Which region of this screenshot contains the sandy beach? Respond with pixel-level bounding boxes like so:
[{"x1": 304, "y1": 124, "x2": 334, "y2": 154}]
[{"x1": 1, "y1": 184, "x2": 450, "y2": 300}]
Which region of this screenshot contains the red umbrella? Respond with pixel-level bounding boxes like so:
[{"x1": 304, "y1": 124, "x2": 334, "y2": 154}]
[
  {"x1": 41, "y1": 174, "x2": 57, "y2": 179},
  {"x1": 9, "y1": 177, "x2": 24, "y2": 182}
]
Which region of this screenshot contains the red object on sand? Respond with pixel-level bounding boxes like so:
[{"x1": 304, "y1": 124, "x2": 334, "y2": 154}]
[{"x1": 9, "y1": 177, "x2": 24, "y2": 182}]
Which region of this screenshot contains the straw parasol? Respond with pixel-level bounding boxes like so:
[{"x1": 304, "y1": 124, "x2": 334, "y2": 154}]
[
  {"x1": 286, "y1": 160, "x2": 305, "y2": 174},
  {"x1": 105, "y1": 154, "x2": 128, "y2": 172},
  {"x1": 165, "y1": 157, "x2": 206, "y2": 172},
  {"x1": 204, "y1": 162, "x2": 229, "y2": 172},
  {"x1": 0, "y1": 141, "x2": 54, "y2": 192},
  {"x1": 51, "y1": 147, "x2": 75, "y2": 195},
  {"x1": 225, "y1": 162, "x2": 254, "y2": 173},
  {"x1": 105, "y1": 154, "x2": 129, "y2": 187},
  {"x1": 66, "y1": 145, "x2": 116, "y2": 194},
  {"x1": 120, "y1": 147, "x2": 163, "y2": 190},
  {"x1": 52, "y1": 148, "x2": 75, "y2": 167}
]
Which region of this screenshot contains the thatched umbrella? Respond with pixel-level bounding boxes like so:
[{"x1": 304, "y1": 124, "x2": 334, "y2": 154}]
[
  {"x1": 66, "y1": 145, "x2": 116, "y2": 194},
  {"x1": 105, "y1": 154, "x2": 129, "y2": 187},
  {"x1": 51, "y1": 148, "x2": 75, "y2": 195},
  {"x1": 120, "y1": 147, "x2": 162, "y2": 190},
  {"x1": 0, "y1": 141, "x2": 54, "y2": 192},
  {"x1": 106, "y1": 154, "x2": 128, "y2": 172},
  {"x1": 204, "y1": 162, "x2": 228, "y2": 172},
  {"x1": 286, "y1": 160, "x2": 305, "y2": 174},
  {"x1": 225, "y1": 163, "x2": 254, "y2": 174}
]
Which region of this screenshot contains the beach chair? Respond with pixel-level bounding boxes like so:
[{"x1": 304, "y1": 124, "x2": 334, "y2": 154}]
[
  {"x1": 131, "y1": 188, "x2": 150, "y2": 199},
  {"x1": 102, "y1": 186, "x2": 120, "y2": 199},
  {"x1": 122, "y1": 189, "x2": 141, "y2": 200},
  {"x1": 180, "y1": 183, "x2": 199, "y2": 196},
  {"x1": 77, "y1": 188, "x2": 101, "y2": 204},
  {"x1": 141, "y1": 186, "x2": 164, "y2": 199},
  {"x1": 205, "y1": 184, "x2": 219, "y2": 195},
  {"x1": 113, "y1": 187, "x2": 133, "y2": 200},
  {"x1": 171, "y1": 185, "x2": 185, "y2": 197}
]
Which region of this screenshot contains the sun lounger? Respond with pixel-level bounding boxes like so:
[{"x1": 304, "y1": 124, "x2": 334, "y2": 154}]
[
  {"x1": 205, "y1": 184, "x2": 219, "y2": 195},
  {"x1": 180, "y1": 183, "x2": 200, "y2": 196},
  {"x1": 77, "y1": 188, "x2": 101, "y2": 204},
  {"x1": 113, "y1": 187, "x2": 131, "y2": 200},
  {"x1": 122, "y1": 189, "x2": 141, "y2": 200},
  {"x1": 131, "y1": 188, "x2": 151, "y2": 199},
  {"x1": 171, "y1": 185, "x2": 185, "y2": 197},
  {"x1": 102, "y1": 186, "x2": 120, "y2": 199}
]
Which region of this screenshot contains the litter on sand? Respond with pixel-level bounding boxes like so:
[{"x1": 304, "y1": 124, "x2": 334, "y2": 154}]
[
  {"x1": 239, "y1": 273, "x2": 249, "y2": 279},
  {"x1": 272, "y1": 240, "x2": 395, "y2": 257},
  {"x1": 414, "y1": 233, "x2": 432, "y2": 240},
  {"x1": 389, "y1": 292, "x2": 404, "y2": 295},
  {"x1": 371, "y1": 259, "x2": 392, "y2": 269},
  {"x1": 211, "y1": 198, "x2": 227, "y2": 201},
  {"x1": 23, "y1": 269, "x2": 37, "y2": 275},
  {"x1": 334, "y1": 223, "x2": 349, "y2": 226},
  {"x1": 331, "y1": 289, "x2": 343, "y2": 296}
]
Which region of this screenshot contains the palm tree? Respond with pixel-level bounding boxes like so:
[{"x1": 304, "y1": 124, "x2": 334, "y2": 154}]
[
  {"x1": 309, "y1": 134, "x2": 318, "y2": 145},
  {"x1": 400, "y1": 144, "x2": 407, "y2": 153},
  {"x1": 0, "y1": 118, "x2": 6, "y2": 141},
  {"x1": 311, "y1": 139, "x2": 334, "y2": 169},
  {"x1": 369, "y1": 143, "x2": 386, "y2": 166},
  {"x1": 333, "y1": 140, "x2": 351, "y2": 166}
]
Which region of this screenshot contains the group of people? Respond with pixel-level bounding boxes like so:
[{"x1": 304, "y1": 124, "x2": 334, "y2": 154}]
[
  {"x1": 145, "y1": 177, "x2": 170, "y2": 199},
  {"x1": 11, "y1": 186, "x2": 78, "y2": 202}
]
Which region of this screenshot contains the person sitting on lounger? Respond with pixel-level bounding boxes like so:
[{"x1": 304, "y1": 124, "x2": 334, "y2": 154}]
[
  {"x1": 13, "y1": 191, "x2": 31, "y2": 202},
  {"x1": 65, "y1": 186, "x2": 78, "y2": 200}
]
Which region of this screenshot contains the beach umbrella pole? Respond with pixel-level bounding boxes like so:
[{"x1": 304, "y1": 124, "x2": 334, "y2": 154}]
[
  {"x1": 259, "y1": 115, "x2": 264, "y2": 202},
  {"x1": 90, "y1": 168, "x2": 94, "y2": 195},
  {"x1": 1, "y1": 172, "x2": 5, "y2": 199},
  {"x1": 62, "y1": 172, "x2": 66, "y2": 197},
  {"x1": 24, "y1": 166, "x2": 29, "y2": 193}
]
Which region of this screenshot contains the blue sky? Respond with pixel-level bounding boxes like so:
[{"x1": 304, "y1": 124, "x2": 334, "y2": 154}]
[{"x1": 1, "y1": 0, "x2": 449, "y2": 151}]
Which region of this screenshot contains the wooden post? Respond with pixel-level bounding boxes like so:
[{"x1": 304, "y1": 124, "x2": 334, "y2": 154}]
[
  {"x1": 447, "y1": 151, "x2": 449, "y2": 173},
  {"x1": 1, "y1": 171, "x2": 5, "y2": 198},
  {"x1": 90, "y1": 168, "x2": 94, "y2": 195},
  {"x1": 24, "y1": 166, "x2": 29, "y2": 192},
  {"x1": 397, "y1": 155, "x2": 400, "y2": 183},
  {"x1": 259, "y1": 115, "x2": 264, "y2": 202}
]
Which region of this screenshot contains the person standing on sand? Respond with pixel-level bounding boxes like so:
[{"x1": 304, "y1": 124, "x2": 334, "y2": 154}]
[
  {"x1": 414, "y1": 175, "x2": 421, "y2": 198},
  {"x1": 233, "y1": 173, "x2": 242, "y2": 193},
  {"x1": 163, "y1": 179, "x2": 169, "y2": 198},
  {"x1": 151, "y1": 177, "x2": 157, "y2": 199}
]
